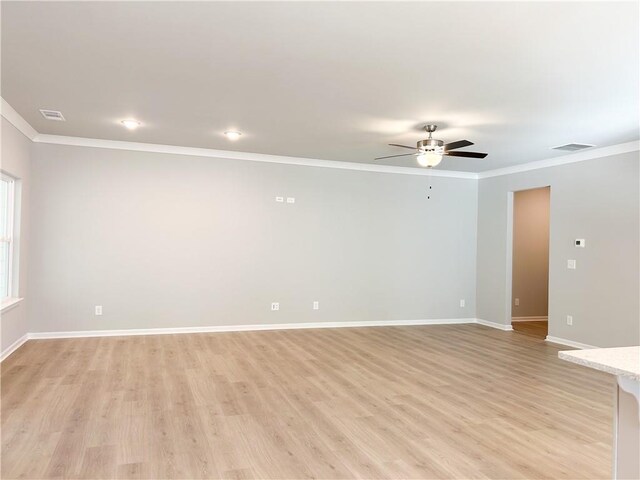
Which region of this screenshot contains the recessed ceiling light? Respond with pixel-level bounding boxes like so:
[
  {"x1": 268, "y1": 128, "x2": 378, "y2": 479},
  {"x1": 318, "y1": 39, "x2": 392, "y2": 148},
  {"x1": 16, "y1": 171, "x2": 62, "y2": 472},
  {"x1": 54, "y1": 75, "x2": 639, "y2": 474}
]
[
  {"x1": 121, "y1": 119, "x2": 141, "y2": 130},
  {"x1": 224, "y1": 131, "x2": 242, "y2": 140}
]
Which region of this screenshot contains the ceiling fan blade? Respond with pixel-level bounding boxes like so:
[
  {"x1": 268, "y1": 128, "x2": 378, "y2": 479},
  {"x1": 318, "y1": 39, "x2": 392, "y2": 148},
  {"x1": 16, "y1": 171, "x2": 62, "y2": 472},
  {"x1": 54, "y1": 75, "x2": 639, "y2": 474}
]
[
  {"x1": 444, "y1": 151, "x2": 488, "y2": 159},
  {"x1": 444, "y1": 140, "x2": 474, "y2": 151},
  {"x1": 374, "y1": 153, "x2": 416, "y2": 160},
  {"x1": 389, "y1": 143, "x2": 416, "y2": 150}
]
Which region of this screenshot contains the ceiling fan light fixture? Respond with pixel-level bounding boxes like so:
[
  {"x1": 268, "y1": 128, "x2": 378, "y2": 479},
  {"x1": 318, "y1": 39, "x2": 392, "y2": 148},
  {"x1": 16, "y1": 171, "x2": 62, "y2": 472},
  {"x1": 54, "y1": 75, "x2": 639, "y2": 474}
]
[
  {"x1": 417, "y1": 152, "x2": 443, "y2": 168},
  {"x1": 374, "y1": 124, "x2": 488, "y2": 164}
]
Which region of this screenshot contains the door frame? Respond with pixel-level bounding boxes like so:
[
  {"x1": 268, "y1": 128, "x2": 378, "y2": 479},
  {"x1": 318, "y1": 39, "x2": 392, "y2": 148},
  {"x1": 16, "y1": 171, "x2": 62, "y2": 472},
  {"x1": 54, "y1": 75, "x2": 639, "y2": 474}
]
[{"x1": 505, "y1": 186, "x2": 552, "y2": 329}]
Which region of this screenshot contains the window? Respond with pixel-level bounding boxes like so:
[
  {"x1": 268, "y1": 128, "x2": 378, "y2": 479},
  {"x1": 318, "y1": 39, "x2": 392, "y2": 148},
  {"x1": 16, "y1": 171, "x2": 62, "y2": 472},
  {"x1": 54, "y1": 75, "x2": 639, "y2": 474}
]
[{"x1": 0, "y1": 173, "x2": 16, "y2": 301}]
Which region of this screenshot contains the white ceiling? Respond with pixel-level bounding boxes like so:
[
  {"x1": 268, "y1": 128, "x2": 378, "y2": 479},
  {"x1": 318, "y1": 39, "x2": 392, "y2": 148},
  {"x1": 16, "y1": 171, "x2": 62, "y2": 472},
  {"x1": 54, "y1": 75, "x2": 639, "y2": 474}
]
[{"x1": 2, "y1": 1, "x2": 638, "y2": 172}]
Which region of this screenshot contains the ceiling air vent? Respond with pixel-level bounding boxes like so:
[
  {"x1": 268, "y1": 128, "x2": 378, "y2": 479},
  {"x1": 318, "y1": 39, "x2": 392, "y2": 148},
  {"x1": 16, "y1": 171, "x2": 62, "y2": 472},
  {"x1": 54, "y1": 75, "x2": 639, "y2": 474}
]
[
  {"x1": 551, "y1": 143, "x2": 595, "y2": 152},
  {"x1": 39, "y1": 109, "x2": 65, "y2": 121}
]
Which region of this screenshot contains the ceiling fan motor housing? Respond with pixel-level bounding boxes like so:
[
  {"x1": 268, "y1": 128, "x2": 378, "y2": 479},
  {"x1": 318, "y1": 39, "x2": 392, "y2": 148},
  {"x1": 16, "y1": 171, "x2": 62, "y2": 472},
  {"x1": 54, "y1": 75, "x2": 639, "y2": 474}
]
[{"x1": 417, "y1": 138, "x2": 444, "y2": 154}]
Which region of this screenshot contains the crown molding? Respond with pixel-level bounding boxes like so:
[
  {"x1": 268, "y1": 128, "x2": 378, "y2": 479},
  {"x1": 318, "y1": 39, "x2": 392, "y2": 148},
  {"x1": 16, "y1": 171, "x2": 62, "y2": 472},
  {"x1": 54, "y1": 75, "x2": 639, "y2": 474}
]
[
  {"x1": 3, "y1": 97, "x2": 637, "y2": 180},
  {"x1": 478, "y1": 141, "x2": 640, "y2": 179},
  {"x1": 30, "y1": 133, "x2": 640, "y2": 180},
  {"x1": 1, "y1": 98, "x2": 38, "y2": 140},
  {"x1": 2, "y1": 96, "x2": 478, "y2": 178},
  {"x1": 32, "y1": 134, "x2": 479, "y2": 179}
]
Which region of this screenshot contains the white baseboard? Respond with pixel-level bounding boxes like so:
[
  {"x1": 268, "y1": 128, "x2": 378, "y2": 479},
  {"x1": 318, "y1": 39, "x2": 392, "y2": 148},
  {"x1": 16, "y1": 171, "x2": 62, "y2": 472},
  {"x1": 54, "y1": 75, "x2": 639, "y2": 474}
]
[
  {"x1": 545, "y1": 335, "x2": 597, "y2": 349},
  {"x1": 0, "y1": 333, "x2": 28, "y2": 362},
  {"x1": 2, "y1": 318, "x2": 547, "y2": 361},
  {"x1": 476, "y1": 318, "x2": 514, "y2": 331},
  {"x1": 28, "y1": 318, "x2": 478, "y2": 340},
  {"x1": 511, "y1": 316, "x2": 548, "y2": 322}
]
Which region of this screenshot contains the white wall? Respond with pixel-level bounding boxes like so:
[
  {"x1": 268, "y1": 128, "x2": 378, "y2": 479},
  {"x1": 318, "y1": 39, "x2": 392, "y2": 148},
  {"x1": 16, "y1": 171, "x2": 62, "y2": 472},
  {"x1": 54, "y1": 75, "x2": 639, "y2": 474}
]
[
  {"x1": 0, "y1": 118, "x2": 31, "y2": 353},
  {"x1": 28, "y1": 143, "x2": 478, "y2": 333},
  {"x1": 477, "y1": 151, "x2": 640, "y2": 347},
  {"x1": 3, "y1": 121, "x2": 638, "y2": 349}
]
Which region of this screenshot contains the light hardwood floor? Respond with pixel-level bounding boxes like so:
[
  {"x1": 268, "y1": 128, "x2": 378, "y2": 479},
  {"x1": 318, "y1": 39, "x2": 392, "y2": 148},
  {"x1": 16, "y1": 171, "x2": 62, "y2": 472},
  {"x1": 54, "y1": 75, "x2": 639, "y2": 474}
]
[
  {"x1": 1, "y1": 324, "x2": 612, "y2": 479},
  {"x1": 512, "y1": 320, "x2": 548, "y2": 339}
]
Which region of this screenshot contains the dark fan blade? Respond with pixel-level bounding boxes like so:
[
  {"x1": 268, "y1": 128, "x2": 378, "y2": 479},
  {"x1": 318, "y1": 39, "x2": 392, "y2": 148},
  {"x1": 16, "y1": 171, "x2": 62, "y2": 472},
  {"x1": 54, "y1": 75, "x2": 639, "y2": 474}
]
[
  {"x1": 444, "y1": 140, "x2": 474, "y2": 151},
  {"x1": 389, "y1": 143, "x2": 416, "y2": 150},
  {"x1": 444, "y1": 151, "x2": 488, "y2": 159},
  {"x1": 374, "y1": 153, "x2": 416, "y2": 160}
]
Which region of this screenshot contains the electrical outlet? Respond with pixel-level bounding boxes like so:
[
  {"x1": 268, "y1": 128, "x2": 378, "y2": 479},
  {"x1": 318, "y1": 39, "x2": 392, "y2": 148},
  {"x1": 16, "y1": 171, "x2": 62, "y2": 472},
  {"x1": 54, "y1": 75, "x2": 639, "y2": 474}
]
[
  {"x1": 286, "y1": 197, "x2": 295, "y2": 204},
  {"x1": 567, "y1": 259, "x2": 576, "y2": 269},
  {"x1": 515, "y1": 298, "x2": 520, "y2": 306},
  {"x1": 275, "y1": 196, "x2": 284, "y2": 203},
  {"x1": 271, "y1": 302, "x2": 280, "y2": 311},
  {"x1": 313, "y1": 301, "x2": 319, "y2": 310},
  {"x1": 95, "y1": 305, "x2": 103, "y2": 316},
  {"x1": 459, "y1": 299, "x2": 465, "y2": 308},
  {"x1": 566, "y1": 315, "x2": 573, "y2": 326}
]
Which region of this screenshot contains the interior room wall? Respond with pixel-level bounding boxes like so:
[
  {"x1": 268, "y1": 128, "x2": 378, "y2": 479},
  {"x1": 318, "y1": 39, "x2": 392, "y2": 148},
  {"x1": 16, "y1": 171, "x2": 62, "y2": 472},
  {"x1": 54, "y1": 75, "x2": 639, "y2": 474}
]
[
  {"x1": 28, "y1": 143, "x2": 478, "y2": 334},
  {"x1": 477, "y1": 150, "x2": 640, "y2": 347},
  {"x1": 0, "y1": 118, "x2": 32, "y2": 354},
  {"x1": 512, "y1": 187, "x2": 550, "y2": 319}
]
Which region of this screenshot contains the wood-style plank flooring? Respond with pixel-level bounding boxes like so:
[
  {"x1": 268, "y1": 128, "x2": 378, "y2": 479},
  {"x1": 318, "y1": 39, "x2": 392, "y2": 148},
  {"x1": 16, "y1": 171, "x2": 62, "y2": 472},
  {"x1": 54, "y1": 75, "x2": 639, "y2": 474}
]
[
  {"x1": 512, "y1": 320, "x2": 548, "y2": 339},
  {"x1": 1, "y1": 324, "x2": 612, "y2": 479}
]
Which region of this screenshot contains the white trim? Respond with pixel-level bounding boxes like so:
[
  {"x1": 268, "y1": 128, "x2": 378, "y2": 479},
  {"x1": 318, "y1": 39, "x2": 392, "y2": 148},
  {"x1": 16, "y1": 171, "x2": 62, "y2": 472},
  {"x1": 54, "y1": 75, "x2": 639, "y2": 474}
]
[
  {"x1": 28, "y1": 318, "x2": 478, "y2": 339},
  {"x1": 2, "y1": 319, "x2": 527, "y2": 361},
  {"x1": 2, "y1": 97, "x2": 638, "y2": 179},
  {"x1": 505, "y1": 191, "x2": 514, "y2": 325},
  {"x1": 478, "y1": 141, "x2": 640, "y2": 179},
  {"x1": 476, "y1": 318, "x2": 514, "y2": 331},
  {"x1": 30, "y1": 133, "x2": 640, "y2": 179},
  {"x1": 3, "y1": 97, "x2": 637, "y2": 179},
  {"x1": 0, "y1": 173, "x2": 16, "y2": 302},
  {"x1": 32, "y1": 134, "x2": 479, "y2": 179},
  {"x1": 545, "y1": 335, "x2": 597, "y2": 349},
  {"x1": 0, "y1": 297, "x2": 24, "y2": 313},
  {"x1": 0, "y1": 98, "x2": 38, "y2": 140},
  {"x1": 511, "y1": 316, "x2": 548, "y2": 322},
  {"x1": 0, "y1": 333, "x2": 28, "y2": 362}
]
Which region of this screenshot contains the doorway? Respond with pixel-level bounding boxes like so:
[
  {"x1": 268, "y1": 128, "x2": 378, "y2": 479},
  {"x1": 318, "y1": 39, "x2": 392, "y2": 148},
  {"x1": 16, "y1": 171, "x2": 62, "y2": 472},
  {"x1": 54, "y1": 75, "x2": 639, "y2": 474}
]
[{"x1": 511, "y1": 187, "x2": 550, "y2": 339}]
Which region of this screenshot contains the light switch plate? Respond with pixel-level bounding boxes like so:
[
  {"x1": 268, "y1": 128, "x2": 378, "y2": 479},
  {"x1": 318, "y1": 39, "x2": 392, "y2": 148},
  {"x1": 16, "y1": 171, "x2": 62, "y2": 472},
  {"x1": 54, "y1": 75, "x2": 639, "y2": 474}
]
[
  {"x1": 286, "y1": 197, "x2": 295, "y2": 204},
  {"x1": 575, "y1": 239, "x2": 585, "y2": 248},
  {"x1": 275, "y1": 196, "x2": 284, "y2": 203},
  {"x1": 567, "y1": 259, "x2": 576, "y2": 269}
]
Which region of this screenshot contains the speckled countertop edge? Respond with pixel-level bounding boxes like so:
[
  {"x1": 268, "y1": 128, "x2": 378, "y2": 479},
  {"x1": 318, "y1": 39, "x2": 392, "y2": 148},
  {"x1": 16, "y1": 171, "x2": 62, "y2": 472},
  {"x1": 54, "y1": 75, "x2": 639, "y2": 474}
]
[{"x1": 559, "y1": 346, "x2": 640, "y2": 381}]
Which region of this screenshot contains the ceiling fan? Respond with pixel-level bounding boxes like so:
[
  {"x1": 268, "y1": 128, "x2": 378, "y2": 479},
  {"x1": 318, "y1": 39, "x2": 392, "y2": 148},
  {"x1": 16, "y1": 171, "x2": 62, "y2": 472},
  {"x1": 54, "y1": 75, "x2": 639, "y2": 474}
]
[{"x1": 375, "y1": 124, "x2": 488, "y2": 167}]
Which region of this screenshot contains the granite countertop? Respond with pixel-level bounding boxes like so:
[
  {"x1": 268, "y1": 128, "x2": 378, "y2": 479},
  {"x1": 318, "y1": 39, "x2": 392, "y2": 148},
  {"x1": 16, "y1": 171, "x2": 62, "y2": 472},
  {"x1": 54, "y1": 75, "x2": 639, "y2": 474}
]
[{"x1": 558, "y1": 346, "x2": 640, "y2": 381}]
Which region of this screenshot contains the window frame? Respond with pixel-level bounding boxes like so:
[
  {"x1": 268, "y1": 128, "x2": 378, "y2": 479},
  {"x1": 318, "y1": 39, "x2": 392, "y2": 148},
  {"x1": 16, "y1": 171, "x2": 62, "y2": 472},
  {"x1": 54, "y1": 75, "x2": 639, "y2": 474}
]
[{"x1": 0, "y1": 172, "x2": 17, "y2": 303}]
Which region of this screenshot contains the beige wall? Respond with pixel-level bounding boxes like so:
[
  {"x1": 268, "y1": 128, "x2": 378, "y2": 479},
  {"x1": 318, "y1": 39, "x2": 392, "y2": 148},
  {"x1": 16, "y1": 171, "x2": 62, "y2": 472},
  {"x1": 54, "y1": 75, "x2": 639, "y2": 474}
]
[
  {"x1": 477, "y1": 150, "x2": 639, "y2": 347},
  {"x1": 0, "y1": 118, "x2": 32, "y2": 354},
  {"x1": 512, "y1": 187, "x2": 550, "y2": 318},
  {"x1": 28, "y1": 143, "x2": 479, "y2": 334},
  {"x1": 3, "y1": 120, "x2": 638, "y2": 350}
]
